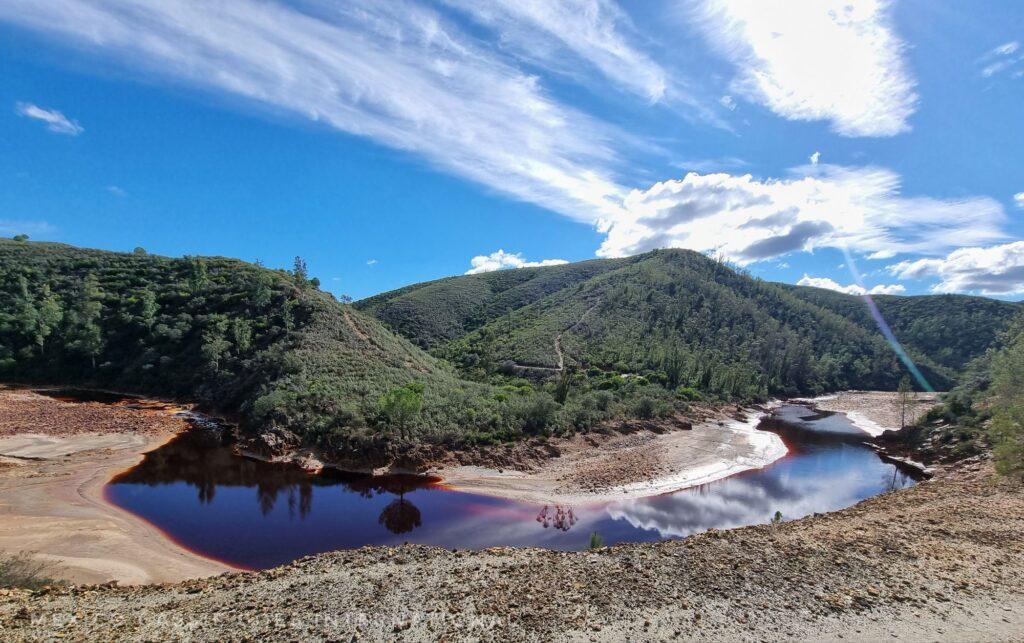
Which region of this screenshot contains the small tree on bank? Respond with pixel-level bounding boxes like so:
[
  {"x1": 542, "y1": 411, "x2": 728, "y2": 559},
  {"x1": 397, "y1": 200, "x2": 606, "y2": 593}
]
[
  {"x1": 378, "y1": 382, "x2": 424, "y2": 440},
  {"x1": 897, "y1": 374, "x2": 914, "y2": 429}
]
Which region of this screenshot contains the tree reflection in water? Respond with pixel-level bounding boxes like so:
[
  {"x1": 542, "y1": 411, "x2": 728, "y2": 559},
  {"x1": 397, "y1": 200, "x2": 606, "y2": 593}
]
[
  {"x1": 536, "y1": 505, "x2": 577, "y2": 531},
  {"x1": 111, "y1": 430, "x2": 432, "y2": 526}
]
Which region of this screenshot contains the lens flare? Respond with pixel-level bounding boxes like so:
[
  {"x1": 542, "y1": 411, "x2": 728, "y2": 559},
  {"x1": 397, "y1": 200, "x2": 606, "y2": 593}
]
[{"x1": 841, "y1": 246, "x2": 934, "y2": 392}]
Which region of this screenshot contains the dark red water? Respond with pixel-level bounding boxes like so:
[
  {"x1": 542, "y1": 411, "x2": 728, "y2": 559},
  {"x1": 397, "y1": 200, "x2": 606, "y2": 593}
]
[{"x1": 104, "y1": 403, "x2": 917, "y2": 569}]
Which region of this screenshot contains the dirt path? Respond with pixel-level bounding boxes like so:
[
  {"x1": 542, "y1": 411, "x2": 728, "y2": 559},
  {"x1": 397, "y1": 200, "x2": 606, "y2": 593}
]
[
  {"x1": 0, "y1": 388, "x2": 234, "y2": 585},
  {"x1": 513, "y1": 300, "x2": 601, "y2": 374},
  {"x1": 3, "y1": 462, "x2": 1020, "y2": 641}
]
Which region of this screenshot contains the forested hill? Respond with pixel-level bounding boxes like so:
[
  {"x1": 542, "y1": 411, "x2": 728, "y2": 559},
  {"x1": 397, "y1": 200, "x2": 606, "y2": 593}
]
[
  {"x1": 360, "y1": 248, "x2": 1019, "y2": 395},
  {"x1": 0, "y1": 240, "x2": 512, "y2": 456},
  {"x1": 3, "y1": 240, "x2": 1017, "y2": 461}
]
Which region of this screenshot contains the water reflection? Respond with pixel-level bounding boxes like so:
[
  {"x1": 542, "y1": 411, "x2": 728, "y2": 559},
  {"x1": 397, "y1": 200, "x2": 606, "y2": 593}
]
[
  {"x1": 536, "y1": 505, "x2": 578, "y2": 531},
  {"x1": 105, "y1": 403, "x2": 918, "y2": 569}
]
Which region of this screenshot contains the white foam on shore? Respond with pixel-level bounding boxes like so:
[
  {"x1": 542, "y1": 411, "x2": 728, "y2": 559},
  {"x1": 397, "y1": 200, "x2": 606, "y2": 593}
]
[{"x1": 610, "y1": 409, "x2": 789, "y2": 497}]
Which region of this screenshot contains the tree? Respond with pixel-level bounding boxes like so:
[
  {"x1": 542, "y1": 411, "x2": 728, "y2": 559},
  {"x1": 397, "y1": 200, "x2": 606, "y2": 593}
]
[
  {"x1": 896, "y1": 375, "x2": 914, "y2": 429},
  {"x1": 133, "y1": 247, "x2": 148, "y2": 255},
  {"x1": 66, "y1": 275, "x2": 104, "y2": 368},
  {"x1": 134, "y1": 287, "x2": 159, "y2": 331},
  {"x1": 12, "y1": 234, "x2": 28, "y2": 242},
  {"x1": 554, "y1": 367, "x2": 572, "y2": 404},
  {"x1": 34, "y1": 284, "x2": 63, "y2": 356},
  {"x1": 378, "y1": 382, "x2": 424, "y2": 440},
  {"x1": 292, "y1": 256, "x2": 309, "y2": 286},
  {"x1": 185, "y1": 256, "x2": 209, "y2": 295},
  {"x1": 991, "y1": 321, "x2": 1024, "y2": 476},
  {"x1": 201, "y1": 316, "x2": 231, "y2": 372}
]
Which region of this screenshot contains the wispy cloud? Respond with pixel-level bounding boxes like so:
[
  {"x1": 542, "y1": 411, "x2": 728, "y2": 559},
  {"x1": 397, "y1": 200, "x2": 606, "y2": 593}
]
[
  {"x1": 106, "y1": 185, "x2": 127, "y2": 197},
  {"x1": 366, "y1": 259, "x2": 378, "y2": 266},
  {"x1": 980, "y1": 40, "x2": 1023, "y2": 79},
  {"x1": 0, "y1": 0, "x2": 628, "y2": 222},
  {"x1": 466, "y1": 249, "x2": 567, "y2": 274},
  {"x1": 693, "y1": 0, "x2": 917, "y2": 137},
  {"x1": 797, "y1": 274, "x2": 904, "y2": 296},
  {"x1": 15, "y1": 102, "x2": 83, "y2": 135},
  {"x1": 889, "y1": 241, "x2": 1024, "y2": 295},
  {"x1": 597, "y1": 164, "x2": 1008, "y2": 263},
  {"x1": 441, "y1": 0, "x2": 668, "y2": 103}
]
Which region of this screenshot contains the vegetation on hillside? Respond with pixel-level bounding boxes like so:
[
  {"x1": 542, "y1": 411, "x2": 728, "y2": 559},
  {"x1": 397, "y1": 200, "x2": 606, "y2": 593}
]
[
  {"x1": 363, "y1": 249, "x2": 1011, "y2": 400},
  {"x1": 991, "y1": 318, "x2": 1024, "y2": 475},
  {"x1": 888, "y1": 312, "x2": 1024, "y2": 472},
  {"x1": 0, "y1": 241, "x2": 705, "y2": 455}
]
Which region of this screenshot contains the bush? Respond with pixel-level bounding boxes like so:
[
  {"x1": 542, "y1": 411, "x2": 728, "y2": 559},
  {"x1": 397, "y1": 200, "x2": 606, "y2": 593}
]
[
  {"x1": 634, "y1": 397, "x2": 657, "y2": 420},
  {"x1": 0, "y1": 553, "x2": 58, "y2": 589}
]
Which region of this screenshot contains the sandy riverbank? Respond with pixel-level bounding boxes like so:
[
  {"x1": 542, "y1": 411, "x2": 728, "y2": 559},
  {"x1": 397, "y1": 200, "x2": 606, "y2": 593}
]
[
  {"x1": 436, "y1": 407, "x2": 787, "y2": 505},
  {"x1": 797, "y1": 390, "x2": 941, "y2": 437},
  {"x1": 0, "y1": 388, "x2": 234, "y2": 585}
]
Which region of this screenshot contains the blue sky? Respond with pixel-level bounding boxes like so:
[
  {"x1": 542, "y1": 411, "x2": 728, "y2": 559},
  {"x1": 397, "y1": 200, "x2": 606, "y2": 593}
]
[{"x1": 0, "y1": 0, "x2": 1021, "y2": 300}]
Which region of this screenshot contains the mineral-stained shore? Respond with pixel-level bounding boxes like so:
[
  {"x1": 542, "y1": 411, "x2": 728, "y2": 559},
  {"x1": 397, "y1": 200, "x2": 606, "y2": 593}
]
[{"x1": 2, "y1": 459, "x2": 1022, "y2": 642}]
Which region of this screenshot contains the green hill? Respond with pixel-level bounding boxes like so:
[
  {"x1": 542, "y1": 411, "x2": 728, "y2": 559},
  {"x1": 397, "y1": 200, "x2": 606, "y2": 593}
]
[
  {"x1": 360, "y1": 248, "x2": 1019, "y2": 396},
  {"x1": 0, "y1": 240, "x2": 532, "y2": 457},
  {"x1": 4, "y1": 240, "x2": 1016, "y2": 462}
]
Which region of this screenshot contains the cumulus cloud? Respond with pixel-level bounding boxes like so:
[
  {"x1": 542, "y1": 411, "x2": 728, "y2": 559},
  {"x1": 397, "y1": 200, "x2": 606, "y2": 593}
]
[
  {"x1": 1015, "y1": 192, "x2": 1024, "y2": 208},
  {"x1": 0, "y1": 0, "x2": 628, "y2": 222},
  {"x1": 797, "y1": 274, "x2": 904, "y2": 296},
  {"x1": 809, "y1": 151, "x2": 820, "y2": 166},
  {"x1": 466, "y1": 250, "x2": 568, "y2": 274},
  {"x1": 440, "y1": 0, "x2": 669, "y2": 103},
  {"x1": 597, "y1": 165, "x2": 1008, "y2": 263},
  {"x1": 888, "y1": 241, "x2": 1024, "y2": 295},
  {"x1": 15, "y1": 102, "x2": 83, "y2": 135},
  {"x1": 694, "y1": 0, "x2": 917, "y2": 137}
]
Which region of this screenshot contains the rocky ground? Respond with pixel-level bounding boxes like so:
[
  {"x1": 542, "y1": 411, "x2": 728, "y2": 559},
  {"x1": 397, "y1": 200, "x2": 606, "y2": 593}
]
[
  {"x1": 0, "y1": 385, "x2": 186, "y2": 438},
  {"x1": 2, "y1": 459, "x2": 1022, "y2": 642}
]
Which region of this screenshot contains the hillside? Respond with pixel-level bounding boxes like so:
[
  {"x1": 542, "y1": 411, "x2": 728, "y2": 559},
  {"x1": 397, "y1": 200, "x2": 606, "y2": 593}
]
[
  {"x1": 360, "y1": 248, "x2": 1018, "y2": 396},
  {"x1": 0, "y1": 240, "x2": 521, "y2": 457}
]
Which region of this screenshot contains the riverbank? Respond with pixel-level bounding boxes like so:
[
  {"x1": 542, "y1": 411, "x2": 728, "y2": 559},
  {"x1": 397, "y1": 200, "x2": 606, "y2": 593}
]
[
  {"x1": 3, "y1": 460, "x2": 1021, "y2": 641},
  {"x1": 797, "y1": 390, "x2": 941, "y2": 437},
  {"x1": 436, "y1": 408, "x2": 787, "y2": 504},
  {"x1": 0, "y1": 387, "x2": 234, "y2": 585}
]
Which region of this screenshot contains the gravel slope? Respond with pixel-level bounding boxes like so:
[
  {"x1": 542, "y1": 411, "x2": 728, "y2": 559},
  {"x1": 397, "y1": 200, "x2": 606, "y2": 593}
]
[{"x1": 2, "y1": 460, "x2": 1022, "y2": 641}]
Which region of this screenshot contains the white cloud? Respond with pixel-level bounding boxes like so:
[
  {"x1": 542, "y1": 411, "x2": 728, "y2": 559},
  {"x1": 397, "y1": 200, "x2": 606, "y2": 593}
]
[
  {"x1": 719, "y1": 95, "x2": 736, "y2": 110},
  {"x1": 694, "y1": 0, "x2": 917, "y2": 137},
  {"x1": 15, "y1": 102, "x2": 83, "y2": 135},
  {"x1": 809, "y1": 151, "x2": 820, "y2": 166},
  {"x1": 106, "y1": 185, "x2": 127, "y2": 197},
  {"x1": 980, "y1": 41, "x2": 1023, "y2": 78},
  {"x1": 440, "y1": 0, "x2": 669, "y2": 103},
  {"x1": 1014, "y1": 192, "x2": 1024, "y2": 208},
  {"x1": 888, "y1": 241, "x2": 1024, "y2": 295},
  {"x1": 994, "y1": 41, "x2": 1020, "y2": 56},
  {"x1": 466, "y1": 250, "x2": 568, "y2": 274},
  {"x1": 0, "y1": 0, "x2": 629, "y2": 223},
  {"x1": 366, "y1": 259, "x2": 378, "y2": 266},
  {"x1": 597, "y1": 164, "x2": 1008, "y2": 263},
  {"x1": 797, "y1": 274, "x2": 904, "y2": 296}
]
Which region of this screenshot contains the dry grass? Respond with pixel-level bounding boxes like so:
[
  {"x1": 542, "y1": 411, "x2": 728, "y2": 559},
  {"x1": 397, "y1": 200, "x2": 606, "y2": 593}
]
[{"x1": 0, "y1": 553, "x2": 59, "y2": 590}]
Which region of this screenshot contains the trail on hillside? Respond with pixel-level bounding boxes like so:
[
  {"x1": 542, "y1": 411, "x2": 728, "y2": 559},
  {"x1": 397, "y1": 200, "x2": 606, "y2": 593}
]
[{"x1": 513, "y1": 301, "x2": 600, "y2": 375}]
